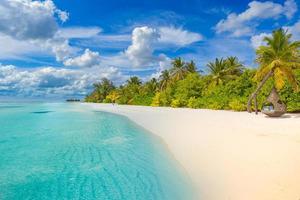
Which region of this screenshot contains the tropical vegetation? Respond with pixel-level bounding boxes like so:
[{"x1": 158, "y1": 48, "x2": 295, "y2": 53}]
[{"x1": 85, "y1": 29, "x2": 300, "y2": 113}]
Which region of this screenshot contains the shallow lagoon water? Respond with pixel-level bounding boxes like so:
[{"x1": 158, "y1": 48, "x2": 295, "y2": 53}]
[{"x1": 0, "y1": 103, "x2": 194, "y2": 200}]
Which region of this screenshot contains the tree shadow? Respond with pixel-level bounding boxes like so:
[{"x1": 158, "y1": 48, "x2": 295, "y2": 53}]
[{"x1": 264, "y1": 114, "x2": 292, "y2": 119}]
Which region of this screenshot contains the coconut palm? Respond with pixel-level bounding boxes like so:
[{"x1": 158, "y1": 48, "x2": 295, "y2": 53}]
[
  {"x1": 159, "y1": 70, "x2": 171, "y2": 90},
  {"x1": 207, "y1": 57, "x2": 243, "y2": 86},
  {"x1": 226, "y1": 56, "x2": 244, "y2": 74},
  {"x1": 92, "y1": 78, "x2": 115, "y2": 101},
  {"x1": 170, "y1": 57, "x2": 188, "y2": 81},
  {"x1": 144, "y1": 78, "x2": 158, "y2": 94},
  {"x1": 247, "y1": 28, "x2": 300, "y2": 113},
  {"x1": 185, "y1": 60, "x2": 198, "y2": 73},
  {"x1": 207, "y1": 58, "x2": 227, "y2": 86},
  {"x1": 126, "y1": 76, "x2": 142, "y2": 86}
]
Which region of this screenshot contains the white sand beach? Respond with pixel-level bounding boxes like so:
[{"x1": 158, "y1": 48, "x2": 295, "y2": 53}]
[{"x1": 85, "y1": 103, "x2": 300, "y2": 200}]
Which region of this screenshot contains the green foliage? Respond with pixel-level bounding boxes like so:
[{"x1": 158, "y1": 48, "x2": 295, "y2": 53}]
[
  {"x1": 84, "y1": 78, "x2": 115, "y2": 103},
  {"x1": 174, "y1": 73, "x2": 204, "y2": 105},
  {"x1": 228, "y1": 99, "x2": 247, "y2": 111},
  {"x1": 85, "y1": 57, "x2": 300, "y2": 113},
  {"x1": 171, "y1": 99, "x2": 182, "y2": 108}
]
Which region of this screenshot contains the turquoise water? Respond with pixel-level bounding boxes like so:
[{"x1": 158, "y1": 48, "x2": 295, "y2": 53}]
[{"x1": 0, "y1": 103, "x2": 194, "y2": 200}]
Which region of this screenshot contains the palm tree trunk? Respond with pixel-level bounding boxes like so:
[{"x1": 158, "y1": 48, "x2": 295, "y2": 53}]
[{"x1": 247, "y1": 70, "x2": 274, "y2": 113}]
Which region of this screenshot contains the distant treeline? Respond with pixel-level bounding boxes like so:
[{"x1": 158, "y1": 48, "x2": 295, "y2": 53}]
[{"x1": 85, "y1": 29, "x2": 300, "y2": 112}]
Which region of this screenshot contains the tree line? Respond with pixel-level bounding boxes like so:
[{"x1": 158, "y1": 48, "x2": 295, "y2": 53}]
[{"x1": 85, "y1": 29, "x2": 300, "y2": 112}]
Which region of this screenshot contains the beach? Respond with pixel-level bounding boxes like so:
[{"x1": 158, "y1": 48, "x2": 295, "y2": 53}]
[{"x1": 86, "y1": 103, "x2": 300, "y2": 200}]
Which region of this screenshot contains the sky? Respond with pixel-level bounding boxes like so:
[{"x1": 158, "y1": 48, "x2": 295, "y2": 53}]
[{"x1": 0, "y1": 0, "x2": 299, "y2": 100}]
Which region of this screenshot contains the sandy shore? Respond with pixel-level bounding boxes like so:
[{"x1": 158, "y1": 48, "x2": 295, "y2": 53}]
[{"x1": 84, "y1": 103, "x2": 300, "y2": 200}]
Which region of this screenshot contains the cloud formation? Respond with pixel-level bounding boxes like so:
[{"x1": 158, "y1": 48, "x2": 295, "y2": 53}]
[
  {"x1": 125, "y1": 26, "x2": 202, "y2": 68},
  {"x1": 64, "y1": 49, "x2": 101, "y2": 68},
  {"x1": 158, "y1": 26, "x2": 203, "y2": 46},
  {"x1": 216, "y1": 0, "x2": 297, "y2": 37},
  {"x1": 125, "y1": 26, "x2": 159, "y2": 67},
  {"x1": 0, "y1": 64, "x2": 125, "y2": 98},
  {"x1": 0, "y1": 0, "x2": 68, "y2": 40}
]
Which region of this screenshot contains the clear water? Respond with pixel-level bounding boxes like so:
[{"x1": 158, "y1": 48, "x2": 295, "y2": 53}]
[{"x1": 0, "y1": 103, "x2": 194, "y2": 200}]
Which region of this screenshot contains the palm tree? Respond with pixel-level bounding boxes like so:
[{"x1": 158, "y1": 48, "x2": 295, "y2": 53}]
[
  {"x1": 185, "y1": 60, "x2": 197, "y2": 73},
  {"x1": 92, "y1": 78, "x2": 115, "y2": 102},
  {"x1": 144, "y1": 78, "x2": 158, "y2": 94},
  {"x1": 247, "y1": 28, "x2": 300, "y2": 113},
  {"x1": 207, "y1": 58, "x2": 227, "y2": 86},
  {"x1": 226, "y1": 56, "x2": 244, "y2": 75},
  {"x1": 170, "y1": 57, "x2": 188, "y2": 81},
  {"x1": 207, "y1": 57, "x2": 243, "y2": 87},
  {"x1": 126, "y1": 76, "x2": 142, "y2": 86},
  {"x1": 159, "y1": 70, "x2": 171, "y2": 90}
]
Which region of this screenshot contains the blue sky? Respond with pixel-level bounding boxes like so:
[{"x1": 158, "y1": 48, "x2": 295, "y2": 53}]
[{"x1": 0, "y1": 0, "x2": 299, "y2": 99}]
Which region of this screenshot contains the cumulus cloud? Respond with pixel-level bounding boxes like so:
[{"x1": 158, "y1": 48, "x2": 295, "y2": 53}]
[
  {"x1": 0, "y1": 0, "x2": 68, "y2": 40},
  {"x1": 0, "y1": 64, "x2": 125, "y2": 98},
  {"x1": 158, "y1": 26, "x2": 203, "y2": 46},
  {"x1": 0, "y1": 0, "x2": 78, "y2": 63},
  {"x1": 0, "y1": 34, "x2": 47, "y2": 59},
  {"x1": 216, "y1": 0, "x2": 298, "y2": 37},
  {"x1": 125, "y1": 26, "x2": 201, "y2": 68},
  {"x1": 63, "y1": 49, "x2": 101, "y2": 68},
  {"x1": 125, "y1": 26, "x2": 159, "y2": 67}
]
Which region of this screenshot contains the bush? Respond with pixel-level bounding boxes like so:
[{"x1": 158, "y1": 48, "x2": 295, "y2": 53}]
[
  {"x1": 151, "y1": 93, "x2": 161, "y2": 107},
  {"x1": 228, "y1": 98, "x2": 247, "y2": 111},
  {"x1": 171, "y1": 99, "x2": 182, "y2": 108},
  {"x1": 187, "y1": 97, "x2": 198, "y2": 108}
]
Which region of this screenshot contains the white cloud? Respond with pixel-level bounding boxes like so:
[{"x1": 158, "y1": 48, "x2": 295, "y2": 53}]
[
  {"x1": 46, "y1": 39, "x2": 76, "y2": 62},
  {"x1": 0, "y1": 0, "x2": 68, "y2": 40},
  {"x1": 0, "y1": 0, "x2": 76, "y2": 63},
  {"x1": 64, "y1": 49, "x2": 101, "y2": 68},
  {"x1": 216, "y1": 0, "x2": 298, "y2": 37},
  {"x1": 125, "y1": 26, "x2": 201, "y2": 68},
  {"x1": 0, "y1": 64, "x2": 125, "y2": 97},
  {"x1": 284, "y1": 0, "x2": 298, "y2": 19},
  {"x1": 56, "y1": 27, "x2": 102, "y2": 39},
  {"x1": 250, "y1": 33, "x2": 271, "y2": 49},
  {"x1": 0, "y1": 34, "x2": 47, "y2": 59},
  {"x1": 125, "y1": 26, "x2": 159, "y2": 67},
  {"x1": 158, "y1": 26, "x2": 203, "y2": 46}
]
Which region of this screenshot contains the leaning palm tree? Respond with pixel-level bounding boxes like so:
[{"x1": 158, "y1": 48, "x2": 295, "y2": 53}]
[{"x1": 247, "y1": 28, "x2": 300, "y2": 113}]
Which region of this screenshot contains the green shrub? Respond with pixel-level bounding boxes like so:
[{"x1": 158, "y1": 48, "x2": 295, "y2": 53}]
[
  {"x1": 229, "y1": 98, "x2": 246, "y2": 111},
  {"x1": 171, "y1": 99, "x2": 182, "y2": 108}
]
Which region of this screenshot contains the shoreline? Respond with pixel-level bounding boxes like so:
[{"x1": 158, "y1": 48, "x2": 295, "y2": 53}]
[{"x1": 84, "y1": 103, "x2": 300, "y2": 200}]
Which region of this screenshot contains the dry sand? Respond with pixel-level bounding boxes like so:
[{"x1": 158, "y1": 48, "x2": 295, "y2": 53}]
[{"x1": 85, "y1": 103, "x2": 300, "y2": 200}]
